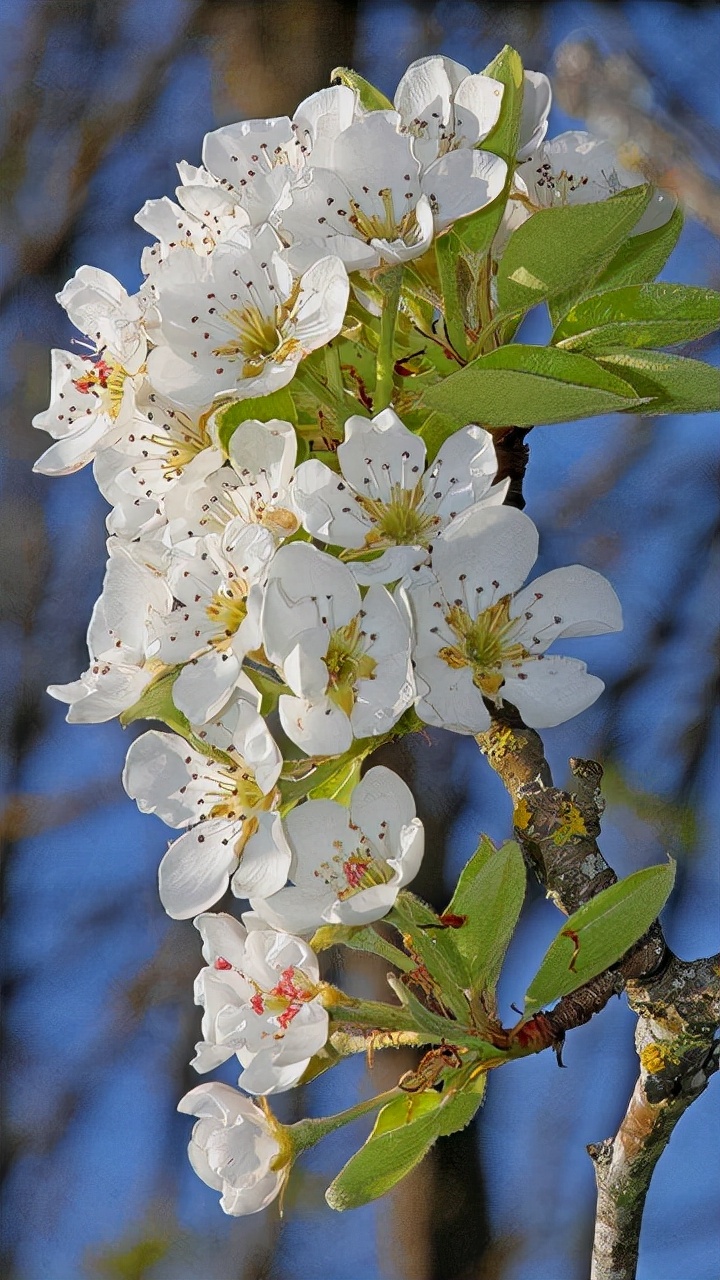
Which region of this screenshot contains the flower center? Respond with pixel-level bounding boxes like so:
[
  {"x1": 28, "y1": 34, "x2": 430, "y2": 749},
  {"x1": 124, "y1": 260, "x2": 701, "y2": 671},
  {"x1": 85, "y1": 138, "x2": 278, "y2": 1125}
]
[
  {"x1": 205, "y1": 579, "x2": 249, "y2": 645},
  {"x1": 249, "y1": 965, "x2": 316, "y2": 1031},
  {"x1": 72, "y1": 356, "x2": 129, "y2": 419},
  {"x1": 314, "y1": 825, "x2": 392, "y2": 900},
  {"x1": 348, "y1": 189, "x2": 422, "y2": 249},
  {"x1": 214, "y1": 282, "x2": 303, "y2": 378},
  {"x1": 146, "y1": 407, "x2": 213, "y2": 478},
  {"x1": 204, "y1": 756, "x2": 269, "y2": 823},
  {"x1": 324, "y1": 614, "x2": 377, "y2": 716},
  {"x1": 355, "y1": 482, "x2": 440, "y2": 549},
  {"x1": 533, "y1": 160, "x2": 593, "y2": 204},
  {"x1": 438, "y1": 596, "x2": 529, "y2": 696}
]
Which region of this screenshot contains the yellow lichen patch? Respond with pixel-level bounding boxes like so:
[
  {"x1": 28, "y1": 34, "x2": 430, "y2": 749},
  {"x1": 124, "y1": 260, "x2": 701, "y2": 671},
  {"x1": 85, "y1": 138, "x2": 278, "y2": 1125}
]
[
  {"x1": 640, "y1": 1042, "x2": 668, "y2": 1075},
  {"x1": 550, "y1": 800, "x2": 587, "y2": 846},
  {"x1": 513, "y1": 797, "x2": 532, "y2": 831}
]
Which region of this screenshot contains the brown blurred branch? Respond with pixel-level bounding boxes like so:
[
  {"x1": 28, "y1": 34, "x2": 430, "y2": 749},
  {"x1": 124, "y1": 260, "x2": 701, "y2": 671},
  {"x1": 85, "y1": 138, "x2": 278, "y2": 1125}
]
[
  {"x1": 553, "y1": 36, "x2": 720, "y2": 237},
  {"x1": 476, "y1": 713, "x2": 719, "y2": 1280}
]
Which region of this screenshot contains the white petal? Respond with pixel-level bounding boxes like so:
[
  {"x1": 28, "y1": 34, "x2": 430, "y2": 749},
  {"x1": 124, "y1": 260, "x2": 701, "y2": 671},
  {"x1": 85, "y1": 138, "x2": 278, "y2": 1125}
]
[
  {"x1": 292, "y1": 254, "x2": 349, "y2": 351},
  {"x1": 159, "y1": 817, "x2": 242, "y2": 918},
  {"x1": 502, "y1": 655, "x2": 605, "y2": 728},
  {"x1": 349, "y1": 765, "x2": 417, "y2": 850},
  {"x1": 279, "y1": 694, "x2": 352, "y2": 757},
  {"x1": 122, "y1": 730, "x2": 202, "y2": 828},
  {"x1": 194, "y1": 911, "x2": 249, "y2": 967},
  {"x1": 338, "y1": 408, "x2": 426, "y2": 499},
  {"x1": 414, "y1": 655, "x2": 490, "y2": 735},
  {"x1": 33, "y1": 413, "x2": 113, "y2": 475},
  {"x1": 230, "y1": 811, "x2": 291, "y2": 899},
  {"x1": 173, "y1": 649, "x2": 242, "y2": 724},
  {"x1": 511, "y1": 566, "x2": 623, "y2": 652},
  {"x1": 453, "y1": 73, "x2": 505, "y2": 145},
  {"x1": 422, "y1": 149, "x2": 507, "y2": 230},
  {"x1": 432, "y1": 505, "x2": 539, "y2": 605},
  {"x1": 517, "y1": 70, "x2": 552, "y2": 161}
]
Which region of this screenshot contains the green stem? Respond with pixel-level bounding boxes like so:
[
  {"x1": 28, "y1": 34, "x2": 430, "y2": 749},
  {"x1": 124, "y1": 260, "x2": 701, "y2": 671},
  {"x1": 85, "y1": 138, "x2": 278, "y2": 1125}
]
[
  {"x1": 295, "y1": 357, "x2": 348, "y2": 422},
  {"x1": 327, "y1": 994, "x2": 419, "y2": 1034},
  {"x1": 288, "y1": 1085, "x2": 403, "y2": 1153},
  {"x1": 374, "y1": 266, "x2": 403, "y2": 411},
  {"x1": 344, "y1": 926, "x2": 416, "y2": 972}
]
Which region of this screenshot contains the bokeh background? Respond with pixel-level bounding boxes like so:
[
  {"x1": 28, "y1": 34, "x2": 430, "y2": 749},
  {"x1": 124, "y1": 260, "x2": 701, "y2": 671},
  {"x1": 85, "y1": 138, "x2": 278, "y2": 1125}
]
[{"x1": 1, "y1": 2, "x2": 719, "y2": 1278}]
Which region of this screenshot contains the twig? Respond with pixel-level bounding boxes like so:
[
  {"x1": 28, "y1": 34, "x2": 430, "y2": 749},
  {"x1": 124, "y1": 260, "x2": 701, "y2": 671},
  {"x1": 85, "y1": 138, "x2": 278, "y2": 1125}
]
[{"x1": 476, "y1": 710, "x2": 719, "y2": 1278}]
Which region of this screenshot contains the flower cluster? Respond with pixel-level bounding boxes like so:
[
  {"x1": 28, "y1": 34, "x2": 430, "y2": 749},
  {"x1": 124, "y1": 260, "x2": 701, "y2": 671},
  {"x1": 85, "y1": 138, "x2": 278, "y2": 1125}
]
[{"x1": 35, "y1": 52, "x2": 634, "y2": 1217}]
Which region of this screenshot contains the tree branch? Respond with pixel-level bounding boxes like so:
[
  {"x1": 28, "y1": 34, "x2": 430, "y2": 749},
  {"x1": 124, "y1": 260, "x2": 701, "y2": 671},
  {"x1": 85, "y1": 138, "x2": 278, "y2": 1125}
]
[{"x1": 476, "y1": 710, "x2": 719, "y2": 1278}]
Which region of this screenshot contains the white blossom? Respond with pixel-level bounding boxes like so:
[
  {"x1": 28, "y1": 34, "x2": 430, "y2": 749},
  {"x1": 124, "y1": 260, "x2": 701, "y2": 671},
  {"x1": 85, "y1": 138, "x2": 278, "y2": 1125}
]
[
  {"x1": 33, "y1": 267, "x2": 148, "y2": 474},
  {"x1": 404, "y1": 504, "x2": 622, "y2": 734},
  {"x1": 261, "y1": 542, "x2": 415, "y2": 756},
  {"x1": 251, "y1": 766, "x2": 424, "y2": 933},
  {"x1": 146, "y1": 224, "x2": 349, "y2": 407},
  {"x1": 122, "y1": 718, "x2": 288, "y2": 917},
  {"x1": 93, "y1": 386, "x2": 220, "y2": 538},
  {"x1": 393, "y1": 55, "x2": 505, "y2": 166},
  {"x1": 146, "y1": 517, "x2": 275, "y2": 725},
  {"x1": 47, "y1": 539, "x2": 172, "y2": 723},
  {"x1": 190, "y1": 912, "x2": 329, "y2": 1094},
  {"x1": 293, "y1": 409, "x2": 507, "y2": 584},
  {"x1": 516, "y1": 131, "x2": 674, "y2": 234},
  {"x1": 280, "y1": 109, "x2": 506, "y2": 273},
  {"x1": 162, "y1": 415, "x2": 300, "y2": 544},
  {"x1": 178, "y1": 1081, "x2": 287, "y2": 1215}
]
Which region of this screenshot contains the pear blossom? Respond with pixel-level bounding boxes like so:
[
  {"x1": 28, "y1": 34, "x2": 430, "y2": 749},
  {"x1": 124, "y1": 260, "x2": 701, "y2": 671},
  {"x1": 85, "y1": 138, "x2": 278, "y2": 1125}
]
[
  {"x1": 33, "y1": 266, "x2": 148, "y2": 474},
  {"x1": 190, "y1": 913, "x2": 329, "y2": 1094},
  {"x1": 47, "y1": 538, "x2": 172, "y2": 723},
  {"x1": 260, "y1": 542, "x2": 415, "y2": 756},
  {"x1": 162, "y1": 416, "x2": 300, "y2": 544},
  {"x1": 146, "y1": 517, "x2": 276, "y2": 725},
  {"x1": 251, "y1": 766, "x2": 424, "y2": 933},
  {"x1": 93, "y1": 387, "x2": 220, "y2": 538},
  {"x1": 178, "y1": 1082, "x2": 288, "y2": 1215},
  {"x1": 280, "y1": 109, "x2": 506, "y2": 273},
  {"x1": 517, "y1": 131, "x2": 674, "y2": 235},
  {"x1": 146, "y1": 223, "x2": 349, "y2": 407},
  {"x1": 122, "y1": 718, "x2": 289, "y2": 917},
  {"x1": 404, "y1": 504, "x2": 622, "y2": 734},
  {"x1": 393, "y1": 56, "x2": 550, "y2": 165},
  {"x1": 293, "y1": 409, "x2": 507, "y2": 584}
]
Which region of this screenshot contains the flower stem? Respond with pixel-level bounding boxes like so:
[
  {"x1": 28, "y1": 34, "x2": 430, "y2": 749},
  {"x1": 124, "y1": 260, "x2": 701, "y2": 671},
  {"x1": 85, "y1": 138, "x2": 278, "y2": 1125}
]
[
  {"x1": 374, "y1": 266, "x2": 403, "y2": 411},
  {"x1": 288, "y1": 1085, "x2": 404, "y2": 1153}
]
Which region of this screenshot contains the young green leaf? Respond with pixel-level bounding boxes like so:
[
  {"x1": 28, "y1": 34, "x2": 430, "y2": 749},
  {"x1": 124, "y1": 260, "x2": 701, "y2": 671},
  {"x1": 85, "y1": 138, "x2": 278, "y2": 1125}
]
[
  {"x1": 330, "y1": 66, "x2": 394, "y2": 112},
  {"x1": 215, "y1": 387, "x2": 297, "y2": 454},
  {"x1": 496, "y1": 186, "x2": 652, "y2": 317},
  {"x1": 481, "y1": 45, "x2": 525, "y2": 167},
  {"x1": 389, "y1": 892, "x2": 471, "y2": 1019},
  {"x1": 585, "y1": 206, "x2": 684, "y2": 294},
  {"x1": 445, "y1": 838, "x2": 526, "y2": 993},
  {"x1": 548, "y1": 206, "x2": 684, "y2": 327},
  {"x1": 325, "y1": 1085, "x2": 485, "y2": 1211},
  {"x1": 552, "y1": 283, "x2": 720, "y2": 353},
  {"x1": 421, "y1": 343, "x2": 642, "y2": 428},
  {"x1": 596, "y1": 350, "x2": 720, "y2": 415},
  {"x1": 523, "y1": 861, "x2": 676, "y2": 1015}
]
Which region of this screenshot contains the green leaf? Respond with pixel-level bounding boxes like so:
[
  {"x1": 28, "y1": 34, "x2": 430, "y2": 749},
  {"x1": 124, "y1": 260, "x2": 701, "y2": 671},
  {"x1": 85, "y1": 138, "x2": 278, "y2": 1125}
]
[
  {"x1": 330, "y1": 66, "x2": 393, "y2": 111},
  {"x1": 523, "y1": 861, "x2": 676, "y2": 1015},
  {"x1": 325, "y1": 1085, "x2": 485, "y2": 1210},
  {"x1": 389, "y1": 892, "x2": 471, "y2": 1019},
  {"x1": 371, "y1": 1092, "x2": 442, "y2": 1136},
  {"x1": 552, "y1": 283, "x2": 720, "y2": 353},
  {"x1": 481, "y1": 45, "x2": 525, "y2": 168},
  {"x1": 587, "y1": 206, "x2": 684, "y2": 294},
  {"x1": 496, "y1": 186, "x2": 652, "y2": 317},
  {"x1": 215, "y1": 387, "x2": 297, "y2": 453},
  {"x1": 596, "y1": 350, "x2": 720, "y2": 415},
  {"x1": 421, "y1": 343, "x2": 642, "y2": 428},
  {"x1": 445, "y1": 838, "x2": 526, "y2": 993}
]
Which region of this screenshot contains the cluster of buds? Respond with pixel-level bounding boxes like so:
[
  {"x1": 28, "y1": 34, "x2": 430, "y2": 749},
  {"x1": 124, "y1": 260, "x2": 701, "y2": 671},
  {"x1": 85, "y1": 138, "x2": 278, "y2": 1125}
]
[{"x1": 36, "y1": 52, "x2": 654, "y2": 1216}]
